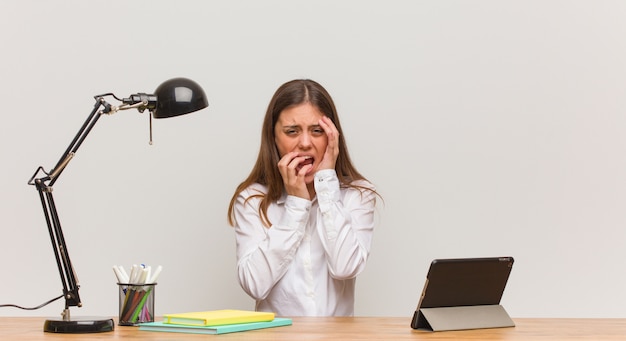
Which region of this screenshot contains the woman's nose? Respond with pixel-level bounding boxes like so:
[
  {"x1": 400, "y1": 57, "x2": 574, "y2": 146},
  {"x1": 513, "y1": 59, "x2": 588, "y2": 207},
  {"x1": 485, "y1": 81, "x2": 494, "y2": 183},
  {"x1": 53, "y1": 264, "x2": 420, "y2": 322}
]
[{"x1": 298, "y1": 132, "x2": 312, "y2": 148}]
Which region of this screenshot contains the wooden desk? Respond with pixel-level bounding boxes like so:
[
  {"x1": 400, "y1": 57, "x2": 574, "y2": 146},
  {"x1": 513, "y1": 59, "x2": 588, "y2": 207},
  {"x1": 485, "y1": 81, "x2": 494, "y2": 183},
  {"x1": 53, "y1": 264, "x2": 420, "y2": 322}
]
[{"x1": 1, "y1": 317, "x2": 625, "y2": 340}]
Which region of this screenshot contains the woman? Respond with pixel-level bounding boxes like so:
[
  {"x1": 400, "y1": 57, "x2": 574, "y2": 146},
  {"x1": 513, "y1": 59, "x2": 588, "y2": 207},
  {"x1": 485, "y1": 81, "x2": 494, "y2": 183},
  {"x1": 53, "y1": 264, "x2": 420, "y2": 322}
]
[{"x1": 227, "y1": 79, "x2": 378, "y2": 316}]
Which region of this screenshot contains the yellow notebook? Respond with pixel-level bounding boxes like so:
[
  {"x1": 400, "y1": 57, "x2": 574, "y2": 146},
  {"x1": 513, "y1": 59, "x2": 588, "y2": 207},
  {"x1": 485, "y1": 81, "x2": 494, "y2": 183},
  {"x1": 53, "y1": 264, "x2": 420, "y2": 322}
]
[{"x1": 163, "y1": 309, "x2": 275, "y2": 326}]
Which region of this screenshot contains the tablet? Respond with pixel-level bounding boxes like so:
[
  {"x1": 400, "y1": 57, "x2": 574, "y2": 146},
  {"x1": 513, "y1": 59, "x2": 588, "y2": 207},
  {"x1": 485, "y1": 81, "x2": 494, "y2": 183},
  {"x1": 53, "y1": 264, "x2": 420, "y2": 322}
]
[{"x1": 410, "y1": 257, "x2": 514, "y2": 330}]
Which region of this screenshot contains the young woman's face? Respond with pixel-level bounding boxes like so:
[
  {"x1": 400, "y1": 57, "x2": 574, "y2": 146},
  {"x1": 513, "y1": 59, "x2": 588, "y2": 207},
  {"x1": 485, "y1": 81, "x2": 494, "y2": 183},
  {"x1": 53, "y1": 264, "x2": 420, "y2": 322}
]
[{"x1": 274, "y1": 103, "x2": 328, "y2": 184}]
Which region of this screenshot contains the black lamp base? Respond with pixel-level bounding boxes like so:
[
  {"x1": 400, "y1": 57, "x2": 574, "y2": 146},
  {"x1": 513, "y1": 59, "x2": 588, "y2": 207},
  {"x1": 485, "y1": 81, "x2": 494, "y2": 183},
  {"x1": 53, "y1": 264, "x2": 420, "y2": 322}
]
[{"x1": 43, "y1": 317, "x2": 114, "y2": 333}]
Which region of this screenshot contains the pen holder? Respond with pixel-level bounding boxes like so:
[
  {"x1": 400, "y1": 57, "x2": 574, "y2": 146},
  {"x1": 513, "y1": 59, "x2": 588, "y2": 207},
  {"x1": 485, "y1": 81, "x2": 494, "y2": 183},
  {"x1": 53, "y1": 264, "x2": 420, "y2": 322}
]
[{"x1": 117, "y1": 283, "x2": 156, "y2": 326}]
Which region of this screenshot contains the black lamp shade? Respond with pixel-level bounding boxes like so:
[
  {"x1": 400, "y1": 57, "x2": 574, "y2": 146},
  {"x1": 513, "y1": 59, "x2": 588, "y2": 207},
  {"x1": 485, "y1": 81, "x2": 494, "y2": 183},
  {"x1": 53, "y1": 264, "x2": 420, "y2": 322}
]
[{"x1": 153, "y1": 77, "x2": 208, "y2": 118}]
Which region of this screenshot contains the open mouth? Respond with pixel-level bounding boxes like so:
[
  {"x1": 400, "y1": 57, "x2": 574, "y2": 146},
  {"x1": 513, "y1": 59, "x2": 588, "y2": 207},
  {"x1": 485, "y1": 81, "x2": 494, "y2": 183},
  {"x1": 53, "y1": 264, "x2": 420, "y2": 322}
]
[{"x1": 296, "y1": 156, "x2": 314, "y2": 172}]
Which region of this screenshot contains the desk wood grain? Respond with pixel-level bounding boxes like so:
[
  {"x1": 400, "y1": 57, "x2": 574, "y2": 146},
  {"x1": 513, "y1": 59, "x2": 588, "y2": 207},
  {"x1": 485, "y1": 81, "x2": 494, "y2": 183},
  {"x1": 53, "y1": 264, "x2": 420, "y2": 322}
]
[{"x1": 1, "y1": 317, "x2": 625, "y2": 340}]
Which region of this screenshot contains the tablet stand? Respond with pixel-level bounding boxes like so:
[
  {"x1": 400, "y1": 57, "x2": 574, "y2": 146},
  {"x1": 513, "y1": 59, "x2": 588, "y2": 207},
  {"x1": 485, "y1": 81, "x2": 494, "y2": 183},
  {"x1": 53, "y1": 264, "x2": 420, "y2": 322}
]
[{"x1": 412, "y1": 304, "x2": 514, "y2": 331}]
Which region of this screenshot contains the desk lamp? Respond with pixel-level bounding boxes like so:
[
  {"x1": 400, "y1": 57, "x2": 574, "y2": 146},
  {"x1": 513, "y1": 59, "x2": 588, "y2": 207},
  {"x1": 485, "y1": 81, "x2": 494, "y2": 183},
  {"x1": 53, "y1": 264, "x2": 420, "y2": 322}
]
[{"x1": 27, "y1": 77, "x2": 208, "y2": 333}]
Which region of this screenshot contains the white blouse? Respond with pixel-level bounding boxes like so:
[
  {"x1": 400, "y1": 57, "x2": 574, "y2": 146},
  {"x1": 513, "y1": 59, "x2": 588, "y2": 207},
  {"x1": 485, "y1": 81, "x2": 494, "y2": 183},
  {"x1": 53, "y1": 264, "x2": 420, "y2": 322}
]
[{"x1": 232, "y1": 169, "x2": 377, "y2": 316}]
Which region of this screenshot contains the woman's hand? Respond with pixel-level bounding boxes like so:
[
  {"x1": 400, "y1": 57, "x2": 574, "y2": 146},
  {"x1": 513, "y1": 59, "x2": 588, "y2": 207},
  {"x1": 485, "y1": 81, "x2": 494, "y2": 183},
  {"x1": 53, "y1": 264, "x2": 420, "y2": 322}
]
[
  {"x1": 318, "y1": 116, "x2": 340, "y2": 171},
  {"x1": 277, "y1": 152, "x2": 312, "y2": 200}
]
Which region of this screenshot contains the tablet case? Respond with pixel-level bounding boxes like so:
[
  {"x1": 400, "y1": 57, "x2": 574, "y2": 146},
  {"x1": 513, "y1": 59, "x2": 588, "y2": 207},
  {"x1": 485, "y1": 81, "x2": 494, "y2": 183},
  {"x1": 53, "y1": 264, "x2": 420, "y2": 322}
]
[{"x1": 411, "y1": 257, "x2": 515, "y2": 331}]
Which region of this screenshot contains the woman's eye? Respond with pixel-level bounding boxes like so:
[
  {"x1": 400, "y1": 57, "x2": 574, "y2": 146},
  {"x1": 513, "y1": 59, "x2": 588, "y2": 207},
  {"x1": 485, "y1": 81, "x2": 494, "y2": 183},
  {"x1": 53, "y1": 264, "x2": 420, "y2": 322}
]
[{"x1": 312, "y1": 128, "x2": 325, "y2": 135}]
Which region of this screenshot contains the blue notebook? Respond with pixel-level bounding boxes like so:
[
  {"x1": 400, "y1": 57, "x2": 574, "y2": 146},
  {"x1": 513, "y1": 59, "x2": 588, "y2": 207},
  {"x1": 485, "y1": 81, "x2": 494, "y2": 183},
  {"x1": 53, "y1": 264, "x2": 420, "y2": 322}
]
[{"x1": 138, "y1": 317, "x2": 292, "y2": 335}]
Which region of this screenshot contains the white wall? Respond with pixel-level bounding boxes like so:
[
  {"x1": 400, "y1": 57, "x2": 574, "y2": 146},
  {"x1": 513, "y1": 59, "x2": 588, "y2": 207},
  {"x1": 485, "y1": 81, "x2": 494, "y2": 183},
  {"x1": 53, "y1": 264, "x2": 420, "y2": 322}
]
[{"x1": 1, "y1": 0, "x2": 625, "y2": 319}]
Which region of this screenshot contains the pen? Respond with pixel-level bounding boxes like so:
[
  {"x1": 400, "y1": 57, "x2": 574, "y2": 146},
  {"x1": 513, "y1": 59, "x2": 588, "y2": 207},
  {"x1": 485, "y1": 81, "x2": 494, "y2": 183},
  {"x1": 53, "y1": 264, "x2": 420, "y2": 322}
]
[
  {"x1": 119, "y1": 266, "x2": 130, "y2": 283},
  {"x1": 148, "y1": 265, "x2": 162, "y2": 284},
  {"x1": 112, "y1": 265, "x2": 129, "y2": 283},
  {"x1": 112, "y1": 266, "x2": 123, "y2": 283}
]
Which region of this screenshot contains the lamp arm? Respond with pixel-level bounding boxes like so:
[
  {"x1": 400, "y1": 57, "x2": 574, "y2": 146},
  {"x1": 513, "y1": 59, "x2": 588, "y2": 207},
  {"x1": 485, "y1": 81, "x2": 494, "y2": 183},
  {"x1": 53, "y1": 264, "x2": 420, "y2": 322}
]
[
  {"x1": 27, "y1": 96, "x2": 112, "y2": 319},
  {"x1": 49, "y1": 97, "x2": 112, "y2": 185}
]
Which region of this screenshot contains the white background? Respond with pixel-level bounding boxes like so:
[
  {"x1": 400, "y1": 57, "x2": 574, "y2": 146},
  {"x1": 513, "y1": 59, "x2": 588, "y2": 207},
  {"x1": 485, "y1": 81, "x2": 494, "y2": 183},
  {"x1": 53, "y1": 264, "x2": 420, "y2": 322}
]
[{"x1": 1, "y1": 1, "x2": 625, "y2": 319}]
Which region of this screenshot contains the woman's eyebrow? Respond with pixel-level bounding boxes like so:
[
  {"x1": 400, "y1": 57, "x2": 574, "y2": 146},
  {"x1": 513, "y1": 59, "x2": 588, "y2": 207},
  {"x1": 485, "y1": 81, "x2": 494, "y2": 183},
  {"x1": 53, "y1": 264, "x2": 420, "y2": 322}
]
[{"x1": 281, "y1": 123, "x2": 321, "y2": 129}]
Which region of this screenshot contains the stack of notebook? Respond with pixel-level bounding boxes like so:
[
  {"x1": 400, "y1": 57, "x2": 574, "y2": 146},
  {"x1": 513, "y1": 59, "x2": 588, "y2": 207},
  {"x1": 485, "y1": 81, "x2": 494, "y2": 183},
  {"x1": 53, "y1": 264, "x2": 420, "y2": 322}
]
[{"x1": 138, "y1": 309, "x2": 292, "y2": 335}]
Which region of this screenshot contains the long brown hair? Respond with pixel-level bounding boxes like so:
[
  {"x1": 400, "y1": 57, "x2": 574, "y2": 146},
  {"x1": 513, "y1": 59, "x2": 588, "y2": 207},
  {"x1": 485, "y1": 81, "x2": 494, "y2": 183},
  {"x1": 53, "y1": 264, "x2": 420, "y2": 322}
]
[{"x1": 228, "y1": 79, "x2": 373, "y2": 227}]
